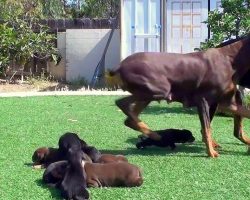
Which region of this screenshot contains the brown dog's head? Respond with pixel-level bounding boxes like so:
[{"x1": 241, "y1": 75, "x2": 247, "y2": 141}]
[{"x1": 32, "y1": 147, "x2": 50, "y2": 165}]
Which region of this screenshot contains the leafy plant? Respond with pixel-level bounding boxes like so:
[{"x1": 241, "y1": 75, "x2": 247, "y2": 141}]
[
  {"x1": 0, "y1": 9, "x2": 60, "y2": 75},
  {"x1": 79, "y1": 0, "x2": 119, "y2": 18},
  {"x1": 201, "y1": 0, "x2": 250, "y2": 49}
]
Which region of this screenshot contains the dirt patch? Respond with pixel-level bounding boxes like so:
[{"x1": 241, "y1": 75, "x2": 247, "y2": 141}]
[
  {"x1": 0, "y1": 83, "x2": 37, "y2": 93},
  {"x1": 0, "y1": 81, "x2": 88, "y2": 93}
]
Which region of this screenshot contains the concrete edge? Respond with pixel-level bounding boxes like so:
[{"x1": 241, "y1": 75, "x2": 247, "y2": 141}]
[{"x1": 0, "y1": 91, "x2": 131, "y2": 97}]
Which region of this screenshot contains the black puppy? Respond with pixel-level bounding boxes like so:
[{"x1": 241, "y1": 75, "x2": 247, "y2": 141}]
[
  {"x1": 136, "y1": 129, "x2": 195, "y2": 149},
  {"x1": 59, "y1": 132, "x2": 101, "y2": 162},
  {"x1": 43, "y1": 160, "x2": 68, "y2": 187},
  {"x1": 58, "y1": 132, "x2": 87, "y2": 154},
  {"x1": 59, "y1": 133, "x2": 90, "y2": 200},
  {"x1": 60, "y1": 148, "x2": 89, "y2": 200}
]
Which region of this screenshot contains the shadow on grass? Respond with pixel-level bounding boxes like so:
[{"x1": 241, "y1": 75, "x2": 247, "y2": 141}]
[
  {"x1": 142, "y1": 105, "x2": 197, "y2": 115},
  {"x1": 35, "y1": 179, "x2": 61, "y2": 200},
  {"x1": 100, "y1": 146, "x2": 206, "y2": 158},
  {"x1": 100, "y1": 137, "x2": 206, "y2": 158},
  {"x1": 218, "y1": 146, "x2": 249, "y2": 156},
  {"x1": 100, "y1": 137, "x2": 249, "y2": 158}
]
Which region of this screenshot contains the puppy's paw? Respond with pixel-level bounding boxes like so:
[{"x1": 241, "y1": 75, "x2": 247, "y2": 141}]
[
  {"x1": 32, "y1": 164, "x2": 44, "y2": 169},
  {"x1": 136, "y1": 143, "x2": 144, "y2": 149}
]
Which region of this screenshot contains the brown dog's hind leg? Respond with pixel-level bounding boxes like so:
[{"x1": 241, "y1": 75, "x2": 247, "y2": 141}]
[
  {"x1": 233, "y1": 115, "x2": 250, "y2": 144},
  {"x1": 116, "y1": 96, "x2": 161, "y2": 140},
  {"x1": 124, "y1": 100, "x2": 150, "y2": 131},
  {"x1": 198, "y1": 98, "x2": 219, "y2": 158},
  {"x1": 233, "y1": 90, "x2": 250, "y2": 144},
  {"x1": 219, "y1": 90, "x2": 250, "y2": 144}
]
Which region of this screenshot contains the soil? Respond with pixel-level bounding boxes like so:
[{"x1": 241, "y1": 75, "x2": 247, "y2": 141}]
[{"x1": 0, "y1": 80, "x2": 86, "y2": 93}]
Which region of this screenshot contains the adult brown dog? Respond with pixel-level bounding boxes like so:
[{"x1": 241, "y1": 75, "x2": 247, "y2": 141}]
[
  {"x1": 108, "y1": 35, "x2": 250, "y2": 158},
  {"x1": 43, "y1": 154, "x2": 142, "y2": 188}
]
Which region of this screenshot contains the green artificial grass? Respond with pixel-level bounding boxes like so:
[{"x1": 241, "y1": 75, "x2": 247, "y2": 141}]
[{"x1": 0, "y1": 96, "x2": 250, "y2": 200}]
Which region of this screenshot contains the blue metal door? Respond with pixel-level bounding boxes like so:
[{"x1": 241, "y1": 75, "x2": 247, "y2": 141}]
[{"x1": 121, "y1": 0, "x2": 161, "y2": 59}]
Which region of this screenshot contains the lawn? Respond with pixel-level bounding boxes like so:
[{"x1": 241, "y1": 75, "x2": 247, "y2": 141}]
[{"x1": 0, "y1": 95, "x2": 250, "y2": 200}]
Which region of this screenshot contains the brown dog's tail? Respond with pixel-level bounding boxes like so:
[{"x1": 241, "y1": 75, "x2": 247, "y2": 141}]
[{"x1": 105, "y1": 68, "x2": 124, "y2": 90}]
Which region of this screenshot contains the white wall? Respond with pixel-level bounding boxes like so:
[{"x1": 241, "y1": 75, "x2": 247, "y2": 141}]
[
  {"x1": 48, "y1": 32, "x2": 66, "y2": 81},
  {"x1": 65, "y1": 29, "x2": 120, "y2": 82}
]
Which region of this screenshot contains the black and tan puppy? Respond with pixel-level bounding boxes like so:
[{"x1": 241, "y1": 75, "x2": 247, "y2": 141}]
[
  {"x1": 136, "y1": 129, "x2": 195, "y2": 149},
  {"x1": 32, "y1": 147, "x2": 63, "y2": 168},
  {"x1": 43, "y1": 154, "x2": 143, "y2": 188}
]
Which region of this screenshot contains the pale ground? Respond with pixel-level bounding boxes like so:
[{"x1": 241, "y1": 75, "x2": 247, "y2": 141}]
[{"x1": 0, "y1": 81, "x2": 129, "y2": 97}]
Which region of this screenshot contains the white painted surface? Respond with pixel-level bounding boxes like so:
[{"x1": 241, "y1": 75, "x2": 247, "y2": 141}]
[
  {"x1": 121, "y1": 0, "x2": 161, "y2": 59},
  {"x1": 48, "y1": 32, "x2": 66, "y2": 80},
  {"x1": 210, "y1": 0, "x2": 222, "y2": 10},
  {"x1": 65, "y1": 29, "x2": 120, "y2": 82},
  {"x1": 166, "y1": 0, "x2": 208, "y2": 53}
]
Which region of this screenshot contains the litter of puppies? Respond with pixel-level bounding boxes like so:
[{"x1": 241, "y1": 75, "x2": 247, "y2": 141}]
[{"x1": 32, "y1": 132, "x2": 143, "y2": 200}]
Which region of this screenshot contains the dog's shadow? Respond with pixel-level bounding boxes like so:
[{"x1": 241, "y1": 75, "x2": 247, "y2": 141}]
[
  {"x1": 143, "y1": 105, "x2": 197, "y2": 115},
  {"x1": 35, "y1": 179, "x2": 61, "y2": 200},
  {"x1": 100, "y1": 137, "x2": 207, "y2": 158},
  {"x1": 100, "y1": 137, "x2": 249, "y2": 158}
]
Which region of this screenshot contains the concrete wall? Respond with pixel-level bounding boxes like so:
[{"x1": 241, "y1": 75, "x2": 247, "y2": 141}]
[
  {"x1": 65, "y1": 29, "x2": 120, "y2": 83},
  {"x1": 48, "y1": 32, "x2": 66, "y2": 81},
  {"x1": 47, "y1": 29, "x2": 121, "y2": 83}
]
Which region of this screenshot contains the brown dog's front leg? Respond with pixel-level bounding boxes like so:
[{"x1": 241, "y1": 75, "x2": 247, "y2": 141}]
[
  {"x1": 198, "y1": 98, "x2": 219, "y2": 158},
  {"x1": 201, "y1": 103, "x2": 220, "y2": 148}
]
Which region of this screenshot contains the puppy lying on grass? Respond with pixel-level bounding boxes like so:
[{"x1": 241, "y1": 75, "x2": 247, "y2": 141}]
[
  {"x1": 43, "y1": 153, "x2": 143, "y2": 188},
  {"x1": 32, "y1": 146, "x2": 127, "y2": 168},
  {"x1": 136, "y1": 129, "x2": 195, "y2": 149},
  {"x1": 32, "y1": 147, "x2": 63, "y2": 168},
  {"x1": 32, "y1": 132, "x2": 101, "y2": 168}
]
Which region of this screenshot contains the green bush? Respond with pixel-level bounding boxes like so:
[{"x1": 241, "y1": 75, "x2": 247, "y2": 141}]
[
  {"x1": 201, "y1": 0, "x2": 250, "y2": 49},
  {"x1": 0, "y1": 1, "x2": 60, "y2": 75}
]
